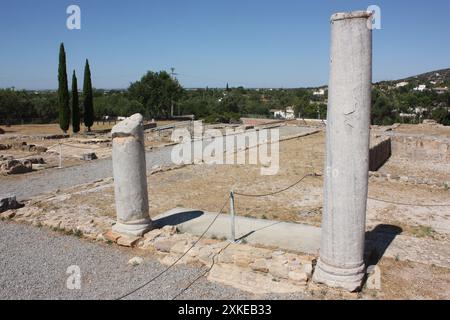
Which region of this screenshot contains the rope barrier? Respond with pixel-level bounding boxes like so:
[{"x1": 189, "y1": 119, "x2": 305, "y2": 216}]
[
  {"x1": 115, "y1": 195, "x2": 230, "y2": 300},
  {"x1": 61, "y1": 143, "x2": 100, "y2": 150},
  {"x1": 45, "y1": 142, "x2": 62, "y2": 151},
  {"x1": 171, "y1": 242, "x2": 232, "y2": 300},
  {"x1": 46, "y1": 142, "x2": 101, "y2": 151},
  {"x1": 367, "y1": 196, "x2": 450, "y2": 207},
  {"x1": 234, "y1": 173, "x2": 318, "y2": 197}
]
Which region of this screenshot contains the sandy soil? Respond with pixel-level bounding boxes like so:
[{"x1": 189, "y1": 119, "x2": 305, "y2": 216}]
[
  {"x1": 393, "y1": 123, "x2": 450, "y2": 138},
  {"x1": 308, "y1": 257, "x2": 450, "y2": 300}
]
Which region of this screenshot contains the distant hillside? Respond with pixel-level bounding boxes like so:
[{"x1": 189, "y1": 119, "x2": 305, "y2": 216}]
[{"x1": 375, "y1": 68, "x2": 450, "y2": 88}]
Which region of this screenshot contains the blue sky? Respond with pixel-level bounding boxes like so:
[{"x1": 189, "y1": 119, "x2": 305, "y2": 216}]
[{"x1": 0, "y1": 0, "x2": 449, "y2": 89}]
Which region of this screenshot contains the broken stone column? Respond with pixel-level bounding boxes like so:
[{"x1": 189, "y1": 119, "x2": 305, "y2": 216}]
[
  {"x1": 313, "y1": 11, "x2": 373, "y2": 291},
  {"x1": 111, "y1": 113, "x2": 152, "y2": 236}
]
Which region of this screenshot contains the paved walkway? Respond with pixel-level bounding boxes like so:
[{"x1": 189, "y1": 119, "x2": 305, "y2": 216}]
[
  {"x1": 157, "y1": 208, "x2": 450, "y2": 269},
  {"x1": 0, "y1": 146, "x2": 173, "y2": 201}
]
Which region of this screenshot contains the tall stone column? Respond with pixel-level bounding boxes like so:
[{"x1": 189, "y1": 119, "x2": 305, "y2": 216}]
[
  {"x1": 111, "y1": 113, "x2": 152, "y2": 236},
  {"x1": 313, "y1": 11, "x2": 373, "y2": 291}
]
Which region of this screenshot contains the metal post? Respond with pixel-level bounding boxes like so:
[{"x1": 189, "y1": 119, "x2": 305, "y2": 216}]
[
  {"x1": 229, "y1": 191, "x2": 236, "y2": 242},
  {"x1": 58, "y1": 143, "x2": 62, "y2": 169}
]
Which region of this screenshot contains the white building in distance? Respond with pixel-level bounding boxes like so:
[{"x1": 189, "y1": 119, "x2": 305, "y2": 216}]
[
  {"x1": 270, "y1": 106, "x2": 295, "y2": 120},
  {"x1": 395, "y1": 81, "x2": 409, "y2": 88},
  {"x1": 434, "y1": 87, "x2": 448, "y2": 94},
  {"x1": 313, "y1": 88, "x2": 326, "y2": 96},
  {"x1": 413, "y1": 84, "x2": 427, "y2": 92}
]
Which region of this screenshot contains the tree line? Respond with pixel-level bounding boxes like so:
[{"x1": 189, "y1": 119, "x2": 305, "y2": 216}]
[{"x1": 1, "y1": 52, "x2": 449, "y2": 128}]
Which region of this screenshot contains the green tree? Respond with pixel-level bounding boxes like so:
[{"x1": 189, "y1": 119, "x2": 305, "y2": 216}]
[
  {"x1": 128, "y1": 70, "x2": 183, "y2": 118},
  {"x1": 58, "y1": 43, "x2": 70, "y2": 133},
  {"x1": 71, "y1": 70, "x2": 80, "y2": 133},
  {"x1": 432, "y1": 107, "x2": 450, "y2": 125},
  {"x1": 83, "y1": 59, "x2": 94, "y2": 131},
  {"x1": 371, "y1": 88, "x2": 399, "y2": 125}
]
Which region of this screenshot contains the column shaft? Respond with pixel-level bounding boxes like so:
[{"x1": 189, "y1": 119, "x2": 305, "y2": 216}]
[
  {"x1": 111, "y1": 113, "x2": 152, "y2": 236},
  {"x1": 313, "y1": 11, "x2": 373, "y2": 291}
]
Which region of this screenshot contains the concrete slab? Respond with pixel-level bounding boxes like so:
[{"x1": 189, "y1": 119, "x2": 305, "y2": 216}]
[
  {"x1": 153, "y1": 208, "x2": 322, "y2": 255},
  {"x1": 153, "y1": 208, "x2": 450, "y2": 269}
]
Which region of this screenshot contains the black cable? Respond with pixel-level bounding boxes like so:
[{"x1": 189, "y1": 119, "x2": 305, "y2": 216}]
[
  {"x1": 115, "y1": 195, "x2": 230, "y2": 300},
  {"x1": 171, "y1": 242, "x2": 232, "y2": 300},
  {"x1": 234, "y1": 173, "x2": 317, "y2": 198},
  {"x1": 368, "y1": 196, "x2": 450, "y2": 207}
]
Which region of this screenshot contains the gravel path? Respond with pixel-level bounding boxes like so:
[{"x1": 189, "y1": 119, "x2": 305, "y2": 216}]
[
  {"x1": 0, "y1": 146, "x2": 173, "y2": 201},
  {"x1": 0, "y1": 221, "x2": 307, "y2": 300}
]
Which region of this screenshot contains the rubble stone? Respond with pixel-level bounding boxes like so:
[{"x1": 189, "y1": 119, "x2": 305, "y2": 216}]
[
  {"x1": 154, "y1": 238, "x2": 177, "y2": 252},
  {"x1": 82, "y1": 153, "x2": 97, "y2": 161},
  {"x1": 0, "y1": 196, "x2": 25, "y2": 213},
  {"x1": 128, "y1": 256, "x2": 144, "y2": 266},
  {"x1": 249, "y1": 259, "x2": 269, "y2": 273},
  {"x1": 117, "y1": 235, "x2": 141, "y2": 247},
  {"x1": 288, "y1": 269, "x2": 308, "y2": 284},
  {"x1": 103, "y1": 230, "x2": 122, "y2": 242}
]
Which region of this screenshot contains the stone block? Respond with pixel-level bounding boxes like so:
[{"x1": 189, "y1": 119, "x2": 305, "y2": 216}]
[
  {"x1": 1, "y1": 160, "x2": 32, "y2": 175},
  {"x1": 154, "y1": 238, "x2": 177, "y2": 252},
  {"x1": 269, "y1": 263, "x2": 289, "y2": 279},
  {"x1": 103, "y1": 230, "x2": 122, "y2": 242},
  {"x1": 117, "y1": 235, "x2": 141, "y2": 247},
  {"x1": 170, "y1": 240, "x2": 189, "y2": 255},
  {"x1": 234, "y1": 253, "x2": 254, "y2": 268},
  {"x1": 288, "y1": 269, "x2": 308, "y2": 284},
  {"x1": 198, "y1": 246, "x2": 215, "y2": 265},
  {"x1": 143, "y1": 228, "x2": 164, "y2": 241},
  {"x1": 0, "y1": 196, "x2": 24, "y2": 213},
  {"x1": 301, "y1": 263, "x2": 313, "y2": 278},
  {"x1": 217, "y1": 250, "x2": 234, "y2": 264},
  {"x1": 128, "y1": 256, "x2": 144, "y2": 266},
  {"x1": 82, "y1": 153, "x2": 97, "y2": 161},
  {"x1": 249, "y1": 259, "x2": 269, "y2": 273}
]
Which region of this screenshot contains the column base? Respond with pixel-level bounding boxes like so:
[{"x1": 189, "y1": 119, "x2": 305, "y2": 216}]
[
  {"x1": 112, "y1": 219, "x2": 153, "y2": 237},
  {"x1": 312, "y1": 258, "x2": 366, "y2": 292}
]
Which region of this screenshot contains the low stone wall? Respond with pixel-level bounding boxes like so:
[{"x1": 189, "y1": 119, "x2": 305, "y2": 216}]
[
  {"x1": 240, "y1": 118, "x2": 284, "y2": 127},
  {"x1": 142, "y1": 122, "x2": 157, "y2": 131},
  {"x1": 369, "y1": 136, "x2": 392, "y2": 171},
  {"x1": 390, "y1": 135, "x2": 450, "y2": 163}
]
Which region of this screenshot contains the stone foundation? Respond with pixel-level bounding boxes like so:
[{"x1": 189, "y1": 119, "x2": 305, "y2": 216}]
[
  {"x1": 369, "y1": 136, "x2": 391, "y2": 171},
  {"x1": 390, "y1": 135, "x2": 450, "y2": 163},
  {"x1": 104, "y1": 226, "x2": 316, "y2": 294}
]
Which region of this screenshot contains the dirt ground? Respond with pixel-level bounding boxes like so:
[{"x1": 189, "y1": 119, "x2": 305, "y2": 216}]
[
  {"x1": 308, "y1": 257, "x2": 450, "y2": 300},
  {"x1": 393, "y1": 123, "x2": 450, "y2": 138},
  {"x1": 52, "y1": 130, "x2": 450, "y2": 242}
]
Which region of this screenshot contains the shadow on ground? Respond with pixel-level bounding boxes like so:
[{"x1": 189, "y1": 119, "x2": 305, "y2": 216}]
[{"x1": 365, "y1": 224, "x2": 403, "y2": 266}]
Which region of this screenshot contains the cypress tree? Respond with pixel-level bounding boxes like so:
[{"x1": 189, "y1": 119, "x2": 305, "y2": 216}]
[
  {"x1": 83, "y1": 59, "x2": 94, "y2": 131},
  {"x1": 58, "y1": 43, "x2": 70, "y2": 133},
  {"x1": 71, "y1": 70, "x2": 80, "y2": 133}
]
